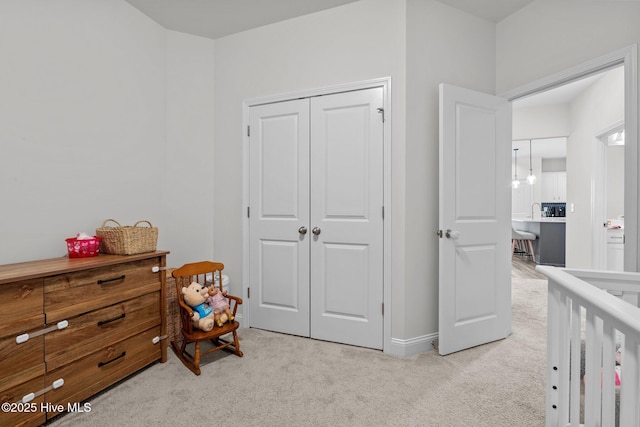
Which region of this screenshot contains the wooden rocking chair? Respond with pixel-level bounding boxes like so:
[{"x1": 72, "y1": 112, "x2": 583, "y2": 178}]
[{"x1": 171, "y1": 261, "x2": 243, "y2": 375}]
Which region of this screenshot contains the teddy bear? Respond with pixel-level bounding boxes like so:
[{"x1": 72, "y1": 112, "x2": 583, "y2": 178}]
[
  {"x1": 207, "y1": 286, "x2": 235, "y2": 327},
  {"x1": 181, "y1": 282, "x2": 216, "y2": 331}
]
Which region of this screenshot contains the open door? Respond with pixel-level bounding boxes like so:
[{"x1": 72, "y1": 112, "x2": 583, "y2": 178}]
[{"x1": 438, "y1": 83, "x2": 512, "y2": 355}]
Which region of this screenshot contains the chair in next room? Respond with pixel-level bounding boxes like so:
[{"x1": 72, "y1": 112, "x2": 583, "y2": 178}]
[{"x1": 512, "y1": 227, "x2": 537, "y2": 261}]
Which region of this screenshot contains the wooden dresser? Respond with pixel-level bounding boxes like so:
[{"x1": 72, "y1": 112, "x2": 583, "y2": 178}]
[{"x1": 0, "y1": 251, "x2": 168, "y2": 426}]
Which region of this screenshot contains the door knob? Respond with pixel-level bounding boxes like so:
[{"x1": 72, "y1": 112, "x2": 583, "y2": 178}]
[
  {"x1": 312, "y1": 227, "x2": 321, "y2": 236},
  {"x1": 298, "y1": 226, "x2": 308, "y2": 235},
  {"x1": 445, "y1": 229, "x2": 460, "y2": 240}
]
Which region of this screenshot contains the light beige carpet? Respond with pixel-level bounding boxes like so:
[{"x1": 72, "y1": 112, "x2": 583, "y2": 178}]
[{"x1": 47, "y1": 272, "x2": 547, "y2": 427}]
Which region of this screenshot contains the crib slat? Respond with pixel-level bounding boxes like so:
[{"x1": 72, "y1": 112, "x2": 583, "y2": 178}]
[
  {"x1": 546, "y1": 285, "x2": 558, "y2": 427},
  {"x1": 619, "y1": 336, "x2": 640, "y2": 426},
  {"x1": 546, "y1": 282, "x2": 571, "y2": 427},
  {"x1": 569, "y1": 301, "x2": 582, "y2": 426},
  {"x1": 559, "y1": 291, "x2": 572, "y2": 426},
  {"x1": 601, "y1": 321, "x2": 617, "y2": 427},
  {"x1": 584, "y1": 311, "x2": 603, "y2": 425}
]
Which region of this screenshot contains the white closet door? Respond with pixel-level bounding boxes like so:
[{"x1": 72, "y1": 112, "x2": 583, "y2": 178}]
[
  {"x1": 309, "y1": 87, "x2": 384, "y2": 349},
  {"x1": 249, "y1": 99, "x2": 310, "y2": 336}
]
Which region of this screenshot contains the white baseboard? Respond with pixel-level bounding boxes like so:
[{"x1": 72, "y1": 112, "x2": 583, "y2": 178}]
[
  {"x1": 387, "y1": 332, "x2": 438, "y2": 358},
  {"x1": 239, "y1": 320, "x2": 437, "y2": 358}
]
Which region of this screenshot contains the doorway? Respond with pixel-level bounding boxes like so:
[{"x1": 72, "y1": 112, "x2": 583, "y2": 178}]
[
  {"x1": 594, "y1": 121, "x2": 625, "y2": 270},
  {"x1": 505, "y1": 46, "x2": 635, "y2": 272}
]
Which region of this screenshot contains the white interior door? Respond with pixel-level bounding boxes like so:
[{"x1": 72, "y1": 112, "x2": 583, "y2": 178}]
[
  {"x1": 310, "y1": 88, "x2": 384, "y2": 349},
  {"x1": 249, "y1": 99, "x2": 310, "y2": 336},
  {"x1": 249, "y1": 87, "x2": 384, "y2": 349},
  {"x1": 438, "y1": 83, "x2": 512, "y2": 355}
]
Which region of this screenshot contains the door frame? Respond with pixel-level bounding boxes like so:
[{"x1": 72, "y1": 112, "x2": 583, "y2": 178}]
[
  {"x1": 592, "y1": 120, "x2": 625, "y2": 270},
  {"x1": 241, "y1": 77, "x2": 392, "y2": 351},
  {"x1": 501, "y1": 44, "x2": 638, "y2": 272}
]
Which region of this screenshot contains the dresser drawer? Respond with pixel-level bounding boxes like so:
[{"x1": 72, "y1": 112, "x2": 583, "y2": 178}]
[
  {"x1": 45, "y1": 326, "x2": 162, "y2": 413},
  {"x1": 0, "y1": 375, "x2": 46, "y2": 427},
  {"x1": 0, "y1": 279, "x2": 44, "y2": 338},
  {"x1": 0, "y1": 252, "x2": 167, "y2": 426},
  {"x1": 45, "y1": 258, "x2": 161, "y2": 322},
  {"x1": 46, "y1": 292, "x2": 161, "y2": 371},
  {"x1": 0, "y1": 332, "x2": 45, "y2": 393}
]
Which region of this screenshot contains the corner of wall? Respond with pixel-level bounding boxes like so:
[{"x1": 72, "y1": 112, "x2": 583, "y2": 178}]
[{"x1": 388, "y1": 333, "x2": 439, "y2": 357}]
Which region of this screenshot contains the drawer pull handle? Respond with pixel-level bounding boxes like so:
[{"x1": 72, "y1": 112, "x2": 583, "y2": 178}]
[
  {"x1": 21, "y1": 378, "x2": 64, "y2": 403},
  {"x1": 97, "y1": 313, "x2": 126, "y2": 327},
  {"x1": 97, "y1": 275, "x2": 126, "y2": 285},
  {"x1": 15, "y1": 320, "x2": 69, "y2": 344},
  {"x1": 98, "y1": 351, "x2": 126, "y2": 368},
  {"x1": 16, "y1": 285, "x2": 34, "y2": 299}
]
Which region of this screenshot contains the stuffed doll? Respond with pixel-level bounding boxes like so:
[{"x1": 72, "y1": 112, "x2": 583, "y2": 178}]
[
  {"x1": 207, "y1": 286, "x2": 234, "y2": 327},
  {"x1": 181, "y1": 282, "x2": 216, "y2": 331}
]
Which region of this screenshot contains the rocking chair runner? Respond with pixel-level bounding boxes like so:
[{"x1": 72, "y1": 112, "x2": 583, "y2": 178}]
[{"x1": 171, "y1": 261, "x2": 243, "y2": 375}]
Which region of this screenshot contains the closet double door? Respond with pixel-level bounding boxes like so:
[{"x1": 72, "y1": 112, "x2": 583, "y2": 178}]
[{"x1": 248, "y1": 87, "x2": 384, "y2": 349}]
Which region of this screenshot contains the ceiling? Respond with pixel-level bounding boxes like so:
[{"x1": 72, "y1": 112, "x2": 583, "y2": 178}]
[
  {"x1": 124, "y1": 0, "x2": 360, "y2": 40},
  {"x1": 513, "y1": 72, "x2": 606, "y2": 109},
  {"x1": 124, "y1": 0, "x2": 535, "y2": 40},
  {"x1": 436, "y1": 0, "x2": 535, "y2": 22},
  {"x1": 513, "y1": 137, "x2": 567, "y2": 160}
]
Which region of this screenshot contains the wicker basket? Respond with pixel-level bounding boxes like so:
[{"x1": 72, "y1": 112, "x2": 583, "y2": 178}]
[
  {"x1": 65, "y1": 236, "x2": 102, "y2": 258},
  {"x1": 96, "y1": 219, "x2": 158, "y2": 255}
]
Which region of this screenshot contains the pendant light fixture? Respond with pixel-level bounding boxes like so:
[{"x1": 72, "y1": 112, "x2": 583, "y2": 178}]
[
  {"x1": 527, "y1": 139, "x2": 536, "y2": 185},
  {"x1": 512, "y1": 148, "x2": 520, "y2": 189}
]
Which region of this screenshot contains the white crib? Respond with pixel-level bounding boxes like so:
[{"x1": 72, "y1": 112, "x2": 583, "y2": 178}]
[{"x1": 538, "y1": 266, "x2": 640, "y2": 427}]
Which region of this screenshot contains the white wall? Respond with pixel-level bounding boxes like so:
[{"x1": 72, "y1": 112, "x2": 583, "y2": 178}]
[
  {"x1": 164, "y1": 31, "x2": 216, "y2": 267},
  {"x1": 0, "y1": 2, "x2": 216, "y2": 268},
  {"x1": 212, "y1": 0, "x2": 408, "y2": 337},
  {"x1": 497, "y1": 1, "x2": 640, "y2": 94},
  {"x1": 405, "y1": 0, "x2": 495, "y2": 341},
  {"x1": 0, "y1": 0, "x2": 166, "y2": 264},
  {"x1": 566, "y1": 66, "x2": 624, "y2": 267}
]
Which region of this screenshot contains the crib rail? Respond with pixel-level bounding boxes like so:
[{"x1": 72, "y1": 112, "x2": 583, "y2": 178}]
[{"x1": 538, "y1": 266, "x2": 640, "y2": 427}]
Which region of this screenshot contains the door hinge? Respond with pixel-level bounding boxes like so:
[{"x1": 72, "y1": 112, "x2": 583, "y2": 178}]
[
  {"x1": 247, "y1": 125, "x2": 250, "y2": 137},
  {"x1": 377, "y1": 107, "x2": 385, "y2": 122},
  {"x1": 247, "y1": 287, "x2": 250, "y2": 298},
  {"x1": 382, "y1": 302, "x2": 384, "y2": 316},
  {"x1": 247, "y1": 206, "x2": 250, "y2": 218},
  {"x1": 382, "y1": 206, "x2": 384, "y2": 219}
]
